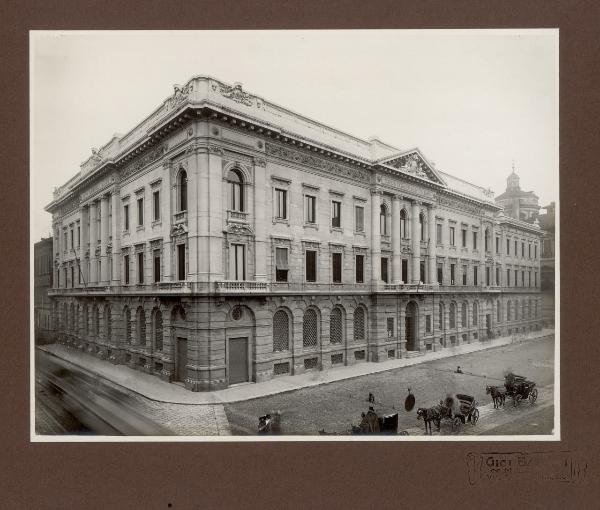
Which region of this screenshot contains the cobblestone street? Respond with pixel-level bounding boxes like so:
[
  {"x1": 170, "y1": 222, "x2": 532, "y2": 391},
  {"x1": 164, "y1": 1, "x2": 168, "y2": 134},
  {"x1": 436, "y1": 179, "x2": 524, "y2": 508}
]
[{"x1": 225, "y1": 336, "x2": 555, "y2": 436}]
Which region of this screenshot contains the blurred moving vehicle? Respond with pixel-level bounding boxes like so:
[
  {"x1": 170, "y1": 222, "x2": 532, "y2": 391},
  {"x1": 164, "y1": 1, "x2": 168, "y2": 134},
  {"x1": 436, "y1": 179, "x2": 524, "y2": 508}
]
[{"x1": 36, "y1": 352, "x2": 171, "y2": 436}]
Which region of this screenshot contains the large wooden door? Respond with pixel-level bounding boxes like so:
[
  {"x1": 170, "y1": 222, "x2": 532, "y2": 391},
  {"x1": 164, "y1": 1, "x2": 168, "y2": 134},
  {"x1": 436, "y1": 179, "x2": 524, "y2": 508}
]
[
  {"x1": 229, "y1": 337, "x2": 249, "y2": 385},
  {"x1": 175, "y1": 337, "x2": 187, "y2": 382}
]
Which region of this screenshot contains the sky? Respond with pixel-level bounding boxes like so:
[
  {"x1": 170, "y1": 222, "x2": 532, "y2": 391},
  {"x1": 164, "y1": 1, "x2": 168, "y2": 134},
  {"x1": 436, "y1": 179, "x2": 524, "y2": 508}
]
[{"x1": 30, "y1": 30, "x2": 558, "y2": 242}]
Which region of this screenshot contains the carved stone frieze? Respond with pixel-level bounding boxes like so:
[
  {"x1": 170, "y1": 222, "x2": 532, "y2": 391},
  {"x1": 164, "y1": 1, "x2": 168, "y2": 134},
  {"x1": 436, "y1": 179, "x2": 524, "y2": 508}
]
[
  {"x1": 120, "y1": 145, "x2": 168, "y2": 182},
  {"x1": 437, "y1": 194, "x2": 482, "y2": 216},
  {"x1": 208, "y1": 145, "x2": 225, "y2": 156},
  {"x1": 150, "y1": 239, "x2": 163, "y2": 249},
  {"x1": 265, "y1": 142, "x2": 369, "y2": 184},
  {"x1": 254, "y1": 158, "x2": 267, "y2": 168},
  {"x1": 165, "y1": 83, "x2": 194, "y2": 112},
  {"x1": 171, "y1": 224, "x2": 188, "y2": 237},
  {"x1": 211, "y1": 81, "x2": 254, "y2": 106}
]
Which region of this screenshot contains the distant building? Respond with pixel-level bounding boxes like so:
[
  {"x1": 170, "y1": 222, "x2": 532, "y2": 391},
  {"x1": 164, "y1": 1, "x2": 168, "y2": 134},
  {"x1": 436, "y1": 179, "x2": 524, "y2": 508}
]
[
  {"x1": 538, "y1": 202, "x2": 556, "y2": 326},
  {"x1": 34, "y1": 237, "x2": 54, "y2": 344},
  {"x1": 495, "y1": 166, "x2": 540, "y2": 223}
]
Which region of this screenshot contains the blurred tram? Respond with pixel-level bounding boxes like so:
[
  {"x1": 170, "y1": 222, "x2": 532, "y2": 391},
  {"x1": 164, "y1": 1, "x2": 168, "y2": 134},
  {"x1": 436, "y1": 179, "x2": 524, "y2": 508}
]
[{"x1": 36, "y1": 351, "x2": 171, "y2": 436}]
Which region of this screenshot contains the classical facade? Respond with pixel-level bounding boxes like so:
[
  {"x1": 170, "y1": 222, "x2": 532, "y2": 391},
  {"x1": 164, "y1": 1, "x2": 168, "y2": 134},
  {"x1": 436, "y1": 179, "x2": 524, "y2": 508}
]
[
  {"x1": 34, "y1": 237, "x2": 54, "y2": 344},
  {"x1": 538, "y1": 202, "x2": 556, "y2": 326},
  {"x1": 45, "y1": 76, "x2": 544, "y2": 391}
]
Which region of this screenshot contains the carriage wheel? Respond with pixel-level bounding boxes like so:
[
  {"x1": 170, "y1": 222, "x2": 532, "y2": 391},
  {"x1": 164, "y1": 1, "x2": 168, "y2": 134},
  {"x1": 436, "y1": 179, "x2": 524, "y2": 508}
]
[
  {"x1": 529, "y1": 388, "x2": 538, "y2": 404},
  {"x1": 471, "y1": 409, "x2": 480, "y2": 425},
  {"x1": 452, "y1": 416, "x2": 462, "y2": 431},
  {"x1": 514, "y1": 394, "x2": 522, "y2": 406}
]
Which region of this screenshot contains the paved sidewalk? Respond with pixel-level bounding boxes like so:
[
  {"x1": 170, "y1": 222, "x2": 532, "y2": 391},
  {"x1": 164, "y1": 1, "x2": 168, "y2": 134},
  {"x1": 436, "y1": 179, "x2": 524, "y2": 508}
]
[{"x1": 38, "y1": 329, "x2": 554, "y2": 405}]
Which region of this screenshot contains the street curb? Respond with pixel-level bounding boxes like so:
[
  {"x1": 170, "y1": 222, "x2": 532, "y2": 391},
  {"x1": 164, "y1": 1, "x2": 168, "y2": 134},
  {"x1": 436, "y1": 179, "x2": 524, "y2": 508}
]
[{"x1": 37, "y1": 333, "x2": 554, "y2": 406}]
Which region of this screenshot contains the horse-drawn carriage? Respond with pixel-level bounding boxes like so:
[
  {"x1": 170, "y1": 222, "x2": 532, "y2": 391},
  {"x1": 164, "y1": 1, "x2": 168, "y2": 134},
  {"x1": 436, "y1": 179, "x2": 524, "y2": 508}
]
[
  {"x1": 318, "y1": 408, "x2": 404, "y2": 435},
  {"x1": 504, "y1": 372, "x2": 538, "y2": 406},
  {"x1": 417, "y1": 394, "x2": 479, "y2": 434}
]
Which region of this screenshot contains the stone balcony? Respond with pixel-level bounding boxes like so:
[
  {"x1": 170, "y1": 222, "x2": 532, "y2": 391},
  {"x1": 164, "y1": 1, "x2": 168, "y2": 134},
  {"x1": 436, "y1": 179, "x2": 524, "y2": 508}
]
[
  {"x1": 226, "y1": 210, "x2": 249, "y2": 223},
  {"x1": 214, "y1": 280, "x2": 269, "y2": 293}
]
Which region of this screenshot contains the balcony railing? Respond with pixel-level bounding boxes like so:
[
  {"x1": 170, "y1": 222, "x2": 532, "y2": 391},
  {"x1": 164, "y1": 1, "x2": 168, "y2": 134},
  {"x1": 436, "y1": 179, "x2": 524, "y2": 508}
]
[
  {"x1": 215, "y1": 280, "x2": 268, "y2": 293},
  {"x1": 173, "y1": 211, "x2": 187, "y2": 224},
  {"x1": 227, "y1": 210, "x2": 249, "y2": 223}
]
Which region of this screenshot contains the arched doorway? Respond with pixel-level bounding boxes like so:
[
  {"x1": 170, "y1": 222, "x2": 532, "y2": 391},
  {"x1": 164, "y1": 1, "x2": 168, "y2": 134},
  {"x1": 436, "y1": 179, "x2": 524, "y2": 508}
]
[{"x1": 405, "y1": 301, "x2": 419, "y2": 351}]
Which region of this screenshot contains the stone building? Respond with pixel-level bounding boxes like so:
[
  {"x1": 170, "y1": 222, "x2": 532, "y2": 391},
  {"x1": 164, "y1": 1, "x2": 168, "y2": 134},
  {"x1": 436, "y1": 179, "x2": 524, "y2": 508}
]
[
  {"x1": 495, "y1": 166, "x2": 541, "y2": 223},
  {"x1": 45, "y1": 76, "x2": 544, "y2": 391},
  {"x1": 34, "y1": 237, "x2": 54, "y2": 344},
  {"x1": 538, "y1": 202, "x2": 556, "y2": 326}
]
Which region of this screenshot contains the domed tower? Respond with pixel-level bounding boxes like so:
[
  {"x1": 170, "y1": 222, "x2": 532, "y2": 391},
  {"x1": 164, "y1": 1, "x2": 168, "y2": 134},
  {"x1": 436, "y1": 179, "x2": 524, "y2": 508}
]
[{"x1": 495, "y1": 162, "x2": 540, "y2": 222}]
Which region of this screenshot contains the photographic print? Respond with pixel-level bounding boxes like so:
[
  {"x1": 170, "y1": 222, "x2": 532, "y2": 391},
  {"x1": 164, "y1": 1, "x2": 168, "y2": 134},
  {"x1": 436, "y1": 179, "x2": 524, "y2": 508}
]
[{"x1": 30, "y1": 29, "x2": 558, "y2": 440}]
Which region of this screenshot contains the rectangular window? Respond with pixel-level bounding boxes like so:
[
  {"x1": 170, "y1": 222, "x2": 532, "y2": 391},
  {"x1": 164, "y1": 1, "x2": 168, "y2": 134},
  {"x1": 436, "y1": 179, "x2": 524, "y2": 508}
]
[
  {"x1": 78, "y1": 264, "x2": 81, "y2": 284},
  {"x1": 521, "y1": 270, "x2": 525, "y2": 286},
  {"x1": 306, "y1": 250, "x2": 317, "y2": 282},
  {"x1": 381, "y1": 257, "x2": 389, "y2": 283},
  {"x1": 528, "y1": 270, "x2": 532, "y2": 287},
  {"x1": 275, "y1": 247, "x2": 289, "y2": 282},
  {"x1": 124, "y1": 204, "x2": 129, "y2": 231},
  {"x1": 64, "y1": 232, "x2": 67, "y2": 252},
  {"x1": 522, "y1": 242, "x2": 525, "y2": 257},
  {"x1": 462, "y1": 265, "x2": 467, "y2": 285},
  {"x1": 496, "y1": 267, "x2": 500, "y2": 286},
  {"x1": 473, "y1": 231, "x2": 478, "y2": 250},
  {"x1": 450, "y1": 264, "x2": 455, "y2": 285},
  {"x1": 462, "y1": 229, "x2": 467, "y2": 247},
  {"x1": 506, "y1": 238, "x2": 510, "y2": 254},
  {"x1": 70, "y1": 229, "x2": 74, "y2": 250},
  {"x1": 71, "y1": 266, "x2": 74, "y2": 288},
  {"x1": 420, "y1": 261, "x2": 425, "y2": 283},
  {"x1": 486, "y1": 267, "x2": 490, "y2": 286},
  {"x1": 275, "y1": 189, "x2": 287, "y2": 219},
  {"x1": 332, "y1": 252, "x2": 342, "y2": 283},
  {"x1": 402, "y1": 259, "x2": 408, "y2": 284},
  {"x1": 437, "y1": 263, "x2": 443, "y2": 284},
  {"x1": 387, "y1": 317, "x2": 394, "y2": 338},
  {"x1": 332, "y1": 200, "x2": 341, "y2": 228},
  {"x1": 137, "y1": 252, "x2": 144, "y2": 284},
  {"x1": 449, "y1": 226, "x2": 455, "y2": 246},
  {"x1": 528, "y1": 244, "x2": 531, "y2": 258},
  {"x1": 153, "y1": 250, "x2": 161, "y2": 283},
  {"x1": 178, "y1": 244, "x2": 186, "y2": 281},
  {"x1": 535, "y1": 245, "x2": 538, "y2": 259},
  {"x1": 355, "y1": 206, "x2": 364, "y2": 232},
  {"x1": 535, "y1": 272, "x2": 538, "y2": 286},
  {"x1": 496, "y1": 237, "x2": 500, "y2": 254},
  {"x1": 77, "y1": 226, "x2": 80, "y2": 247},
  {"x1": 137, "y1": 198, "x2": 144, "y2": 226},
  {"x1": 355, "y1": 254, "x2": 364, "y2": 283},
  {"x1": 231, "y1": 244, "x2": 246, "y2": 280},
  {"x1": 473, "y1": 266, "x2": 478, "y2": 286},
  {"x1": 436, "y1": 224, "x2": 442, "y2": 244},
  {"x1": 506, "y1": 269, "x2": 510, "y2": 286},
  {"x1": 514, "y1": 269, "x2": 518, "y2": 286},
  {"x1": 124, "y1": 255, "x2": 130, "y2": 284},
  {"x1": 153, "y1": 190, "x2": 160, "y2": 221},
  {"x1": 426, "y1": 315, "x2": 431, "y2": 333},
  {"x1": 514, "y1": 240, "x2": 517, "y2": 255},
  {"x1": 305, "y1": 195, "x2": 316, "y2": 224}
]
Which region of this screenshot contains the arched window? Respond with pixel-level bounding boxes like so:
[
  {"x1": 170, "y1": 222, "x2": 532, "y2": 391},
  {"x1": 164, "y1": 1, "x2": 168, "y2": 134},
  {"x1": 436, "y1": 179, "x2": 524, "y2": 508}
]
[
  {"x1": 449, "y1": 303, "x2": 456, "y2": 329},
  {"x1": 497, "y1": 300, "x2": 501, "y2": 322},
  {"x1": 472, "y1": 302, "x2": 478, "y2": 326},
  {"x1": 380, "y1": 204, "x2": 387, "y2": 236},
  {"x1": 177, "y1": 170, "x2": 188, "y2": 212},
  {"x1": 507, "y1": 300, "x2": 512, "y2": 321},
  {"x1": 228, "y1": 169, "x2": 244, "y2": 212},
  {"x1": 400, "y1": 209, "x2": 407, "y2": 239},
  {"x1": 354, "y1": 307, "x2": 365, "y2": 341},
  {"x1": 330, "y1": 307, "x2": 343, "y2": 344},
  {"x1": 461, "y1": 302, "x2": 467, "y2": 327},
  {"x1": 153, "y1": 309, "x2": 163, "y2": 351},
  {"x1": 104, "y1": 305, "x2": 111, "y2": 342},
  {"x1": 439, "y1": 303, "x2": 444, "y2": 330},
  {"x1": 273, "y1": 309, "x2": 290, "y2": 352},
  {"x1": 419, "y1": 213, "x2": 425, "y2": 241},
  {"x1": 137, "y1": 307, "x2": 146, "y2": 346},
  {"x1": 303, "y1": 309, "x2": 318, "y2": 347}
]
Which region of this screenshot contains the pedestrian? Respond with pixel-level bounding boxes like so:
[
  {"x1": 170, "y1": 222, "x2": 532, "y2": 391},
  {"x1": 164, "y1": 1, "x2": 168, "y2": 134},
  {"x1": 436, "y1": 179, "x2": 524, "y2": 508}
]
[
  {"x1": 456, "y1": 366, "x2": 462, "y2": 374},
  {"x1": 368, "y1": 392, "x2": 375, "y2": 403}
]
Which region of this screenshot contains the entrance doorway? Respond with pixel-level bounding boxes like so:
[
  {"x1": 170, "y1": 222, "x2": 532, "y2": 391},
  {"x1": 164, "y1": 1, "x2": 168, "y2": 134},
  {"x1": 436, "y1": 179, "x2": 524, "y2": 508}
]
[
  {"x1": 228, "y1": 337, "x2": 249, "y2": 385},
  {"x1": 405, "y1": 301, "x2": 418, "y2": 351},
  {"x1": 175, "y1": 337, "x2": 187, "y2": 382}
]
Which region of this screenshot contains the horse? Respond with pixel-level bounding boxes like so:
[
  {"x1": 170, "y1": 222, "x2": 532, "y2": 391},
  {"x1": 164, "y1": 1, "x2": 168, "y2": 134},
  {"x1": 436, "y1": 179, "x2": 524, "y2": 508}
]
[
  {"x1": 486, "y1": 385, "x2": 506, "y2": 408},
  {"x1": 416, "y1": 406, "x2": 442, "y2": 435}
]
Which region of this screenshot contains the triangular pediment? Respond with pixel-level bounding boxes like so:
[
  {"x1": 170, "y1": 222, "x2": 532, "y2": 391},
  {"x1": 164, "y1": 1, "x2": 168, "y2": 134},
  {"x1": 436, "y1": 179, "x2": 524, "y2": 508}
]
[{"x1": 379, "y1": 149, "x2": 446, "y2": 186}]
